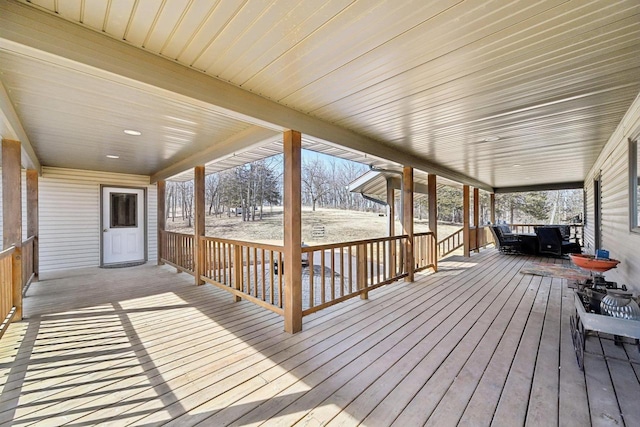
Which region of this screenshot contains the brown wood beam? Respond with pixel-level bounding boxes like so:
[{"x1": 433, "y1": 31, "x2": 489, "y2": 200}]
[
  {"x1": 463, "y1": 185, "x2": 470, "y2": 257},
  {"x1": 2, "y1": 139, "x2": 22, "y2": 320},
  {"x1": 386, "y1": 179, "x2": 396, "y2": 277},
  {"x1": 157, "y1": 180, "x2": 166, "y2": 265},
  {"x1": 194, "y1": 166, "x2": 205, "y2": 285},
  {"x1": 283, "y1": 130, "x2": 302, "y2": 333},
  {"x1": 26, "y1": 169, "x2": 38, "y2": 280},
  {"x1": 473, "y1": 187, "x2": 480, "y2": 253},
  {"x1": 402, "y1": 166, "x2": 414, "y2": 282},
  {"x1": 428, "y1": 174, "x2": 437, "y2": 271}
]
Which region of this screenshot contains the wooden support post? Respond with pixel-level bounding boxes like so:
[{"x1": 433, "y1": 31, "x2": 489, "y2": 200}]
[
  {"x1": 428, "y1": 174, "x2": 438, "y2": 271},
  {"x1": 2, "y1": 139, "x2": 22, "y2": 321},
  {"x1": 357, "y1": 244, "x2": 367, "y2": 299},
  {"x1": 386, "y1": 178, "x2": 396, "y2": 276},
  {"x1": 402, "y1": 166, "x2": 414, "y2": 282},
  {"x1": 26, "y1": 169, "x2": 38, "y2": 281},
  {"x1": 473, "y1": 187, "x2": 480, "y2": 253},
  {"x1": 157, "y1": 180, "x2": 166, "y2": 265},
  {"x1": 490, "y1": 192, "x2": 496, "y2": 224},
  {"x1": 463, "y1": 185, "x2": 470, "y2": 257},
  {"x1": 194, "y1": 166, "x2": 205, "y2": 285},
  {"x1": 283, "y1": 130, "x2": 302, "y2": 333}
]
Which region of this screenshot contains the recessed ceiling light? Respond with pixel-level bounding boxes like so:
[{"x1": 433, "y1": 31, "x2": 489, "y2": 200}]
[
  {"x1": 106, "y1": 155, "x2": 120, "y2": 159},
  {"x1": 481, "y1": 136, "x2": 501, "y2": 142},
  {"x1": 124, "y1": 129, "x2": 142, "y2": 136},
  {"x1": 513, "y1": 164, "x2": 521, "y2": 167}
]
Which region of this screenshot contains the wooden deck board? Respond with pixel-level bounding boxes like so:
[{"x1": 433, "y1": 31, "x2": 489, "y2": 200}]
[{"x1": 0, "y1": 252, "x2": 637, "y2": 426}]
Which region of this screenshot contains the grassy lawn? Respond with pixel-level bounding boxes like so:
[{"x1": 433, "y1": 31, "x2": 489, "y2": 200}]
[{"x1": 166, "y1": 206, "x2": 462, "y2": 246}]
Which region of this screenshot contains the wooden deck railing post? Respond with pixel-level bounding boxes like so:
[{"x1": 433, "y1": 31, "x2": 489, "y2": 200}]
[
  {"x1": 157, "y1": 180, "x2": 166, "y2": 265},
  {"x1": 194, "y1": 166, "x2": 205, "y2": 285},
  {"x1": 463, "y1": 185, "x2": 470, "y2": 258},
  {"x1": 386, "y1": 178, "x2": 395, "y2": 277},
  {"x1": 26, "y1": 169, "x2": 38, "y2": 281},
  {"x1": 357, "y1": 243, "x2": 367, "y2": 299},
  {"x1": 402, "y1": 166, "x2": 414, "y2": 282},
  {"x1": 473, "y1": 187, "x2": 480, "y2": 253},
  {"x1": 428, "y1": 174, "x2": 437, "y2": 271},
  {"x1": 283, "y1": 130, "x2": 303, "y2": 333},
  {"x1": 233, "y1": 245, "x2": 242, "y2": 302},
  {"x1": 2, "y1": 139, "x2": 22, "y2": 321}
]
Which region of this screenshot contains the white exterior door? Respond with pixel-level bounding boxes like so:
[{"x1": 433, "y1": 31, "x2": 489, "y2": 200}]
[{"x1": 102, "y1": 187, "x2": 145, "y2": 265}]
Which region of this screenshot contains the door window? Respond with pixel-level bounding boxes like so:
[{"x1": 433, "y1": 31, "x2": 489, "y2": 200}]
[{"x1": 110, "y1": 193, "x2": 138, "y2": 228}]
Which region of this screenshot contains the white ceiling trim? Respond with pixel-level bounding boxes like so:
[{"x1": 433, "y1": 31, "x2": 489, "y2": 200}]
[
  {"x1": 0, "y1": 79, "x2": 40, "y2": 172},
  {"x1": 0, "y1": 0, "x2": 493, "y2": 191}
]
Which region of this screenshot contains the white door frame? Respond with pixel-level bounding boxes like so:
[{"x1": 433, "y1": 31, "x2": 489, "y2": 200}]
[{"x1": 100, "y1": 185, "x2": 147, "y2": 266}]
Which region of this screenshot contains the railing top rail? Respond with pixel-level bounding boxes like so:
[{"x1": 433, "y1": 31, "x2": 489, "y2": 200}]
[
  {"x1": 414, "y1": 231, "x2": 435, "y2": 237},
  {"x1": 22, "y1": 236, "x2": 35, "y2": 245},
  {"x1": 161, "y1": 230, "x2": 195, "y2": 239},
  {"x1": 0, "y1": 246, "x2": 16, "y2": 260},
  {"x1": 303, "y1": 234, "x2": 409, "y2": 252},
  {"x1": 200, "y1": 235, "x2": 284, "y2": 252}
]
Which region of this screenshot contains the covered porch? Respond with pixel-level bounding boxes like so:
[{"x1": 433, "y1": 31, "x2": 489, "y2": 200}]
[{"x1": 1, "y1": 249, "x2": 637, "y2": 426}]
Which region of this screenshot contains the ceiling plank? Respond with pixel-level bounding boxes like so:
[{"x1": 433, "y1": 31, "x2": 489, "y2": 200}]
[
  {"x1": 0, "y1": 0, "x2": 493, "y2": 192},
  {"x1": 0, "y1": 79, "x2": 41, "y2": 172},
  {"x1": 150, "y1": 126, "x2": 280, "y2": 183}
]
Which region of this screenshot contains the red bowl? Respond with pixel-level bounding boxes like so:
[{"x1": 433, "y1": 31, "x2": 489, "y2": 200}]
[{"x1": 569, "y1": 254, "x2": 620, "y2": 272}]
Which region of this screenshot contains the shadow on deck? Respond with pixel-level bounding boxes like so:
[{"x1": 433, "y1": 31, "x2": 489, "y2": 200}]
[{"x1": 0, "y1": 250, "x2": 638, "y2": 426}]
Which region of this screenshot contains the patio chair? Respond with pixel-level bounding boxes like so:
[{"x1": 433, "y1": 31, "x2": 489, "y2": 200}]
[
  {"x1": 535, "y1": 227, "x2": 581, "y2": 257},
  {"x1": 490, "y1": 226, "x2": 522, "y2": 254}
]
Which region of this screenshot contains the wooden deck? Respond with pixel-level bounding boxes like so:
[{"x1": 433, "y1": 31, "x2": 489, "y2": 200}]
[{"x1": 1, "y1": 250, "x2": 638, "y2": 426}]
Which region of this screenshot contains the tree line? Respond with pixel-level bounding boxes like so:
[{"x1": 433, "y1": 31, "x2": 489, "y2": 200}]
[
  {"x1": 166, "y1": 153, "x2": 584, "y2": 226},
  {"x1": 165, "y1": 153, "x2": 383, "y2": 223}
]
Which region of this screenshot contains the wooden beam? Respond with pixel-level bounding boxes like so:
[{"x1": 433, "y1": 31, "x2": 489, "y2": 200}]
[
  {"x1": 473, "y1": 187, "x2": 480, "y2": 253},
  {"x1": 402, "y1": 166, "x2": 414, "y2": 282},
  {"x1": 386, "y1": 178, "x2": 396, "y2": 278},
  {"x1": 150, "y1": 127, "x2": 279, "y2": 183},
  {"x1": 283, "y1": 130, "x2": 302, "y2": 333},
  {"x1": 157, "y1": 180, "x2": 166, "y2": 265},
  {"x1": 494, "y1": 181, "x2": 583, "y2": 193},
  {"x1": 463, "y1": 185, "x2": 470, "y2": 258},
  {"x1": 194, "y1": 166, "x2": 205, "y2": 286},
  {"x1": 0, "y1": 0, "x2": 492, "y2": 192},
  {"x1": 428, "y1": 174, "x2": 437, "y2": 271},
  {"x1": 0, "y1": 81, "x2": 40, "y2": 173},
  {"x1": 2, "y1": 139, "x2": 22, "y2": 320},
  {"x1": 26, "y1": 169, "x2": 38, "y2": 280},
  {"x1": 490, "y1": 192, "x2": 496, "y2": 224}
]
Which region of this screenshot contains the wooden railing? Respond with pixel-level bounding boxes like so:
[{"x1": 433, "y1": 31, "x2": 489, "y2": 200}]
[
  {"x1": 508, "y1": 223, "x2": 583, "y2": 243},
  {"x1": 200, "y1": 236, "x2": 284, "y2": 315},
  {"x1": 438, "y1": 227, "x2": 464, "y2": 258},
  {"x1": 160, "y1": 231, "x2": 438, "y2": 320},
  {"x1": 414, "y1": 232, "x2": 437, "y2": 272},
  {"x1": 470, "y1": 225, "x2": 495, "y2": 251},
  {"x1": 301, "y1": 235, "x2": 409, "y2": 316},
  {"x1": 22, "y1": 236, "x2": 36, "y2": 294},
  {"x1": 0, "y1": 246, "x2": 17, "y2": 337},
  {"x1": 160, "y1": 230, "x2": 195, "y2": 274}
]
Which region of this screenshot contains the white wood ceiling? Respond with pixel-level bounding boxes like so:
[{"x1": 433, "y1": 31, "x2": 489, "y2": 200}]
[{"x1": 3, "y1": 0, "x2": 640, "y2": 189}]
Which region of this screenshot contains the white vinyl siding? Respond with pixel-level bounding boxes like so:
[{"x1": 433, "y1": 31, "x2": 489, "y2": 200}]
[
  {"x1": 584, "y1": 93, "x2": 640, "y2": 293},
  {"x1": 39, "y1": 167, "x2": 157, "y2": 272}
]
